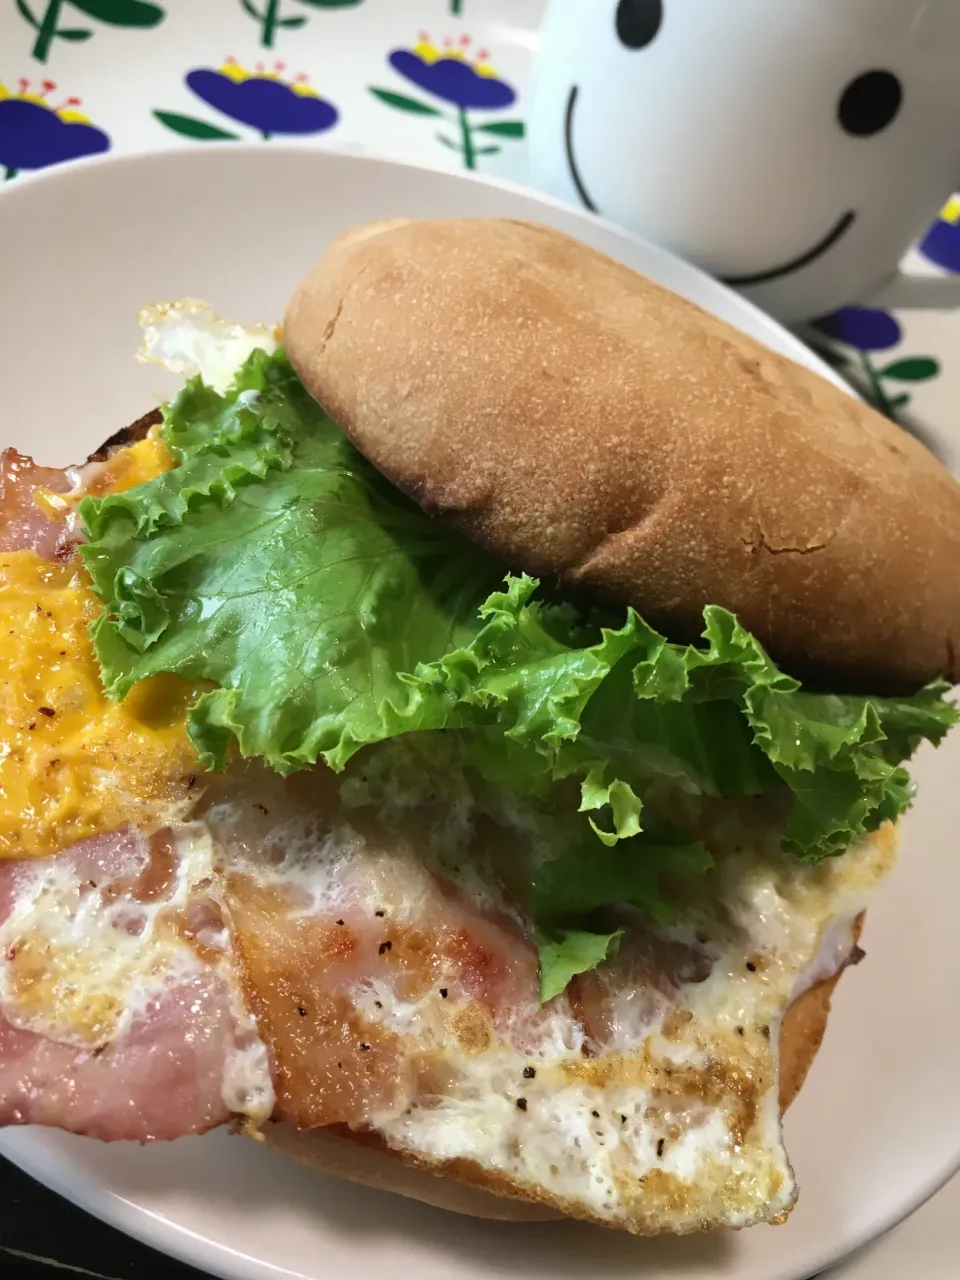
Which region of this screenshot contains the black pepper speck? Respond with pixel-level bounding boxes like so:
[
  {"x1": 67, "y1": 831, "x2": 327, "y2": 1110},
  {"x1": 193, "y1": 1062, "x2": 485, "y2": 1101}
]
[
  {"x1": 656, "y1": 1138, "x2": 665, "y2": 1158},
  {"x1": 378, "y1": 940, "x2": 392, "y2": 955},
  {"x1": 516, "y1": 1098, "x2": 528, "y2": 1111},
  {"x1": 523, "y1": 1066, "x2": 536, "y2": 1079}
]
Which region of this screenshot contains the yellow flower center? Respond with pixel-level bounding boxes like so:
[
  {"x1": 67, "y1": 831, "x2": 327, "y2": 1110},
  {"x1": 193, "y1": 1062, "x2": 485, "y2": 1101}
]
[
  {"x1": 412, "y1": 39, "x2": 499, "y2": 79},
  {"x1": 0, "y1": 81, "x2": 91, "y2": 124},
  {"x1": 217, "y1": 61, "x2": 320, "y2": 99}
]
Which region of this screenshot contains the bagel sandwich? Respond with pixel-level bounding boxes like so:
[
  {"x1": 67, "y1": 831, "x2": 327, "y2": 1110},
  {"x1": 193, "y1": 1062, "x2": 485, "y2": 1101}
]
[{"x1": 0, "y1": 221, "x2": 956, "y2": 1238}]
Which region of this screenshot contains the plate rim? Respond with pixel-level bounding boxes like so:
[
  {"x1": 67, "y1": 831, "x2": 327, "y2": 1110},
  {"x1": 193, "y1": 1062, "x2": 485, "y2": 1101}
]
[
  {"x1": 4, "y1": 1124, "x2": 960, "y2": 1280},
  {"x1": 0, "y1": 140, "x2": 849, "y2": 393}
]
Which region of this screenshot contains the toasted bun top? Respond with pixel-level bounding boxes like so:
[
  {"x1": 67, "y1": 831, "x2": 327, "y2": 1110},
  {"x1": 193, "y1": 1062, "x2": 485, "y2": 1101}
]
[{"x1": 285, "y1": 218, "x2": 960, "y2": 692}]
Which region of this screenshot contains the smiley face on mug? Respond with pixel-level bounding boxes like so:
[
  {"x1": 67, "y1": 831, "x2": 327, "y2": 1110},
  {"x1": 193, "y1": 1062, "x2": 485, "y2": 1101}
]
[{"x1": 528, "y1": 0, "x2": 960, "y2": 322}]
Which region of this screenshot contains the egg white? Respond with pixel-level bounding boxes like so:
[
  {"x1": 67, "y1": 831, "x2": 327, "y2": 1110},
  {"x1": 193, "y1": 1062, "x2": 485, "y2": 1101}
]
[{"x1": 138, "y1": 300, "x2": 279, "y2": 394}]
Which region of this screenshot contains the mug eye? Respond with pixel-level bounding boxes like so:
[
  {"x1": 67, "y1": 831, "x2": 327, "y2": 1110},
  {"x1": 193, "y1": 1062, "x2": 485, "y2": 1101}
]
[
  {"x1": 838, "y1": 70, "x2": 903, "y2": 137},
  {"x1": 615, "y1": 0, "x2": 663, "y2": 50}
]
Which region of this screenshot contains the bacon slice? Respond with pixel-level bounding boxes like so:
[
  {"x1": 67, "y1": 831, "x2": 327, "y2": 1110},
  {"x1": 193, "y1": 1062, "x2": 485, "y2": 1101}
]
[
  {"x1": 0, "y1": 827, "x2": 272, "y2": 1141},
  {"x1": 572, "y1": 924, "x2": 714, "y2": 1050},
  {"x1": 0, "y1": 973, "x2": 243, "y2": 1141},
  {"x1": 0, "y1": 450, "x2": 71, "y2": 559},
  {"x1": 0, "y1": 410, "x2": 159, "y2": 561},
  {"x1": 0, "y1": 442, "x2": 273, "y2": 1142}
]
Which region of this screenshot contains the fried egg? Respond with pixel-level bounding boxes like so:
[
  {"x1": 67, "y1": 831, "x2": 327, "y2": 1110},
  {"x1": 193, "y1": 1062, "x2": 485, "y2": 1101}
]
[{"x1": 201, "y1": 762, "x2": 893, "y2": 1232}]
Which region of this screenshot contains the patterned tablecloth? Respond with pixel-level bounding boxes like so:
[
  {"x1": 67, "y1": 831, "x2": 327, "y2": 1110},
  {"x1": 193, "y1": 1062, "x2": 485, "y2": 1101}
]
[{"x1": 0, "y1": 2, "x2": 957, "y2": 1278}]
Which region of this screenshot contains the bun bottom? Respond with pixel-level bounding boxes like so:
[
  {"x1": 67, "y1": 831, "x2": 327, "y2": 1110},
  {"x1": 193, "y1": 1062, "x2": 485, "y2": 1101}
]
[
  {"x1": 256, "y1": 930, "x2": 862, "y2": 1229},
  {"x1": 259, "y1": 1121, "x2": 560, "y2": 1222}
]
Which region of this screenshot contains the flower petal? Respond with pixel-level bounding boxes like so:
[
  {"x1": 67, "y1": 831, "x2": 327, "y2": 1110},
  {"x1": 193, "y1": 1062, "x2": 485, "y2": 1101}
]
[
  {"x1": 919, "y1": 219, "x2": 960, "y2": 274},
  {"x1": 0, "y1": 99, "x2": 110, "y2": 171},
  {"x1": 186, "y1": 69, "x2": 338, "y2": 136},
  {"x1": 811, "y1": 305, "x2": 902, "y2": 352}
]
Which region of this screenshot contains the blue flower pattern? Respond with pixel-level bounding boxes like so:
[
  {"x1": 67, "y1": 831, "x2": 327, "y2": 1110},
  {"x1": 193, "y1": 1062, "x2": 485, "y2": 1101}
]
[
  {"x1": 153, "y1": 60, "x2": 339, "y2": 142},
  {"x1": 0, "y1": 81, "x2": 109, "y2": 179},
  {"x1": 387, "y1": 48, "x2": 515, "y2": 110},
  {"x1": 370, "y1": 35, "x2": 524, "y2": 170},
  {"x1": 810, "y1": 306, "x2": 939, "y2": 421},
  {"x1": 919, "y1": 199, "x2": 960, "y2": 275},
  {"x1": 186, "y1": 67, "x2": 338, "y2": 136}
]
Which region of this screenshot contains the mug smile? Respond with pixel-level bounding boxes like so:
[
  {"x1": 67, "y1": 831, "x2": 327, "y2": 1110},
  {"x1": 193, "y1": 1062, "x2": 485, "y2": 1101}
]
[
  {"x1": 721, "y1": 211, "x2": 857, "y2": 286},
  {"x1": 564, "y1": 85, "x2": 598, "y2": 212},
  {"x1": 564, "y1": 85, "x2": 857, "y2": 286}
]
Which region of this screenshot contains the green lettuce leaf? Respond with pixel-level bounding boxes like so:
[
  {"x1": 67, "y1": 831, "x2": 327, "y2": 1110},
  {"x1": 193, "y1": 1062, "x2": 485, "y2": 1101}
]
[
  {"x1": 80, "y1": 351, "x2": 503, "y2": 772},
  {"x1": 531, "y1": 838, "x2": 714, "y2": 929},
  {"x1": 535, "y1": 928, "x2": 624, "y2": 1004},
  {"x1": 78, "y1": 348, "x2": 959, "y2": 993}
]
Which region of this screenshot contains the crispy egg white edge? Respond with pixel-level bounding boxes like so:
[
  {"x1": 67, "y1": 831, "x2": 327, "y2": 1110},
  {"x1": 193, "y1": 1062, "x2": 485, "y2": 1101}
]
[{"x1": 138, "y1": 300, "x2": 280, "y2": 395}]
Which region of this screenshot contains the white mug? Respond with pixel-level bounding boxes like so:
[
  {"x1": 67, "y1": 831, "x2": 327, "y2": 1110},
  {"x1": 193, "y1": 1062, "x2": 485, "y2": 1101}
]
[{"x1": 528, "y1": 0, "x2": 960, "y2": 324}]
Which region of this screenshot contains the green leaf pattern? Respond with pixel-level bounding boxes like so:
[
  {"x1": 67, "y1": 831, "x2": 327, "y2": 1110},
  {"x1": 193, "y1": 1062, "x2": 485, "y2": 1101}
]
[
  {"x1": 152, "y1": 110, "x2": 240, "y2": 140},
  {"x1": 369, "y1": 88, "x2": 441, "y2": 116},
  {"x1": 879, "y1": 357, "x2": 940, "y2": 382},
  {"x1": 474, "y1": 119, "x2": 525, "y2": 137},
  {"x1": 237, "y1": 0, "x2": 365, "y2": 48},
  {"x1": 15, "y1": 0, "x2": 165, "y2": 62},
  {"x1": 799, "y1": 333, "x2": 942, "y2": 426}
]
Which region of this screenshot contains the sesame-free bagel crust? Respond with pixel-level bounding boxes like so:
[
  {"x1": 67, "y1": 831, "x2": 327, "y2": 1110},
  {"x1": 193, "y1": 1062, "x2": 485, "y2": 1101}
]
[{"x1": 285, "y1": 218, "x2": 960, "y2": 693}]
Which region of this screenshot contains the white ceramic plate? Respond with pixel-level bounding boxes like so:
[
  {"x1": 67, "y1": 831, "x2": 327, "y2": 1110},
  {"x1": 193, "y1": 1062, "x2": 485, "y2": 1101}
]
[{"x1": 0, "y1": 146, "x2": 957, "y2": 1280}]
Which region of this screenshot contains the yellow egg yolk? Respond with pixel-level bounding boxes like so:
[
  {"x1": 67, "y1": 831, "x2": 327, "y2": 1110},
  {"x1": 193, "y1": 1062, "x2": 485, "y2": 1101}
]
[
  {"x1": 84, "y1": 431, "x2": 175, "y2": 497},
  {"x1": 0, "y1": 553, "x2": 204, "y2": 857},
  {"x1": 0, "y1": 430, "x2": 204, "y2": 858},
  {"x1": 34, "y1": 430, "x2": 174, "y2": 518}
]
